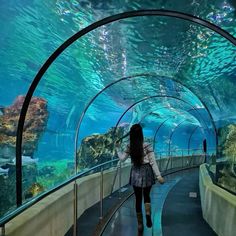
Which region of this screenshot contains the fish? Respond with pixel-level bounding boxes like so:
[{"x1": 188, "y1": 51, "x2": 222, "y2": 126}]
[
  {"x1": 0, "y1": 106, "x2": 4, "y2": 115},
  {"x1": 0, "y1": 158, "x2": 12, "y2": 166},
  {"x1": 12, "y1": 156, "x2": 38, "y2": 165},
  {"x1": 0, "y1": 167, "x2": 9, "y2": 175}
]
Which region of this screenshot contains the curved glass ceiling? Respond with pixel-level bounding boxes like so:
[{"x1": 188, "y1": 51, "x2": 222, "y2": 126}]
[
  {"x1": 2, "y1": 7, "x2": 233, "y2": 163},
  {"x1": 29, "y1": 15, "x2": 233, "y2": 136}
]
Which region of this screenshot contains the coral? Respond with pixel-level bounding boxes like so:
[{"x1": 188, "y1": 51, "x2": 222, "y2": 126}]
[
  {"x1": 37, "y1": 160, "x2": 73, "y2": 189},
  {"x1": 77, "y1": 127, "x2": 124, "y2": 169},
  {"x1": 0, "y1": 95, "x2": 48, "y2": 157},
  {"x1": 25, "y1": 182, "x2": 44, "y2": 199}
]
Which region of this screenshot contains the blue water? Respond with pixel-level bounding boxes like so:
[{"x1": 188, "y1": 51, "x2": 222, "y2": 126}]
[{"x1": 0, "y1": 0, "x2": 235, "y2": 217}]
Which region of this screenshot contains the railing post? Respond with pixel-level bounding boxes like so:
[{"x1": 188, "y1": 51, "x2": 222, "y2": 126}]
[
  {"x1": 165, "y1": 156, "x2": 171, "y2": 172},
  {"x1": 160, "y1": 153, "x2": 162, "y2": 171},
  {"x1": 73, "y1": 181, "x2": 77, "y2": 236},
  {"x1": 110, "y1": 165, "x2": 118, "y2": 196},
  {"x1": 182, "y1": 150, "x2": 184, "y2": 168},
  {"x1": 0, "y1": 226, "x2": 5, "y2": 236},
  {"x1": 99, "y1": 168, "x2": 104, "y2": 220},
  {"x1": 118, "y1": 161, "x2": 122, "y2": 199}
]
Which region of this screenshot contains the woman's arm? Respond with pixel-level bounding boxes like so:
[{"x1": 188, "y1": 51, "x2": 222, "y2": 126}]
[{"x1": 116, "y1": 145, "x2": 129, "y2": 162}]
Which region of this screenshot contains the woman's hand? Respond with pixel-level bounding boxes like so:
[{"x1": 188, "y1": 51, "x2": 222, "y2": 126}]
[
  {"x1": 157, "y1": 176, "x2": 165, "y2": 184},
  {"x1": 115, "y1": 140, "x2": 121, "y2": 148}
]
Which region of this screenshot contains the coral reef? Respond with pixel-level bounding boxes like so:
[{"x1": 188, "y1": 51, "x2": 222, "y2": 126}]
[{"x1": 77, "y1": 127, "x2": 124, "y2": 169}]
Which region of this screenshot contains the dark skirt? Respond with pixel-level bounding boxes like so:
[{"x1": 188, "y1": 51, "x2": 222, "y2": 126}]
[{"x1": 129, "y1": 163, "x2": 155, "y2": 188}]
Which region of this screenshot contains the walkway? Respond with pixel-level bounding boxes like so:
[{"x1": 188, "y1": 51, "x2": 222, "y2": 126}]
[
  {"x1": 102, "y1": 168, "x2": 216, "y2": 236},
  {"x1": 65, "y1": 168, "x2": 217, "y2": 236}
]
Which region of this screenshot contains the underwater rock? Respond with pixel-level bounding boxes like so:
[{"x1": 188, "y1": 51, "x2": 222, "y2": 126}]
[
  {"x1": 0, "y1": 163, "x2": 37, "y2": 216},
  {"x1": 218, "y1": 124, "x2": 236, "y2": 174},
  {"x1": 216, "y1": 124, "x2": 236, "y2": 193},
  {"x1": 77, "y1": 127, "x2": 124, "y2": 169},
  {"x1": 0, "y1": 95, "x2": 48, "y2": 157},
  {"x1": 67, "y1": 161, "x2": 75, "y2": 175},
  {"x1": 38, "y1": 165, "x2": 56, "y2": 178}
]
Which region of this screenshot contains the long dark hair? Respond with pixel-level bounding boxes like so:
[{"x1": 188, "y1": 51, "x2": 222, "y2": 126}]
[{"x1": 129, "y1": 124, "x2": 144, "y2": 166}]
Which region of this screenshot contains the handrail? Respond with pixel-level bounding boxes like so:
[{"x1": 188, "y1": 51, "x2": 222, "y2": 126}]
[
  {"x1": 0, "y1": 148, "x2": 212, "y2": 226},
  {"x1": 155, "y1": 148, "x2": 216, "y2": 155},
  {"x1": 110, "y1": 149, "x2": 206, "y2": 196},
  {"x1": 0, "y1": 158, "x2": 119, "y2": 227}
]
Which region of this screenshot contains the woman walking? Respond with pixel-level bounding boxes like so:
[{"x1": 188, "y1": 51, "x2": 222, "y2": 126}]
[{"x1": 116, "y1": 124, "x2": 164, "y2": 232}]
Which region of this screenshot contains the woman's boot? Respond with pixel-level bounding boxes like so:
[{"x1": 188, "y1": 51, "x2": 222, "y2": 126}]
[
  {"x1": 145, "y1": 203, "x2": 152, "y2": 227},
  {"x1": 136, "y1": 212, "x2": 144, "y2": 232}
]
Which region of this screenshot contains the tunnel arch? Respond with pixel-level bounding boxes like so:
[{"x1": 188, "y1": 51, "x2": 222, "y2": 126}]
[
  {"x1": 16, "y1": 9, "x2": 236, "y2": 205},
  {"x1": 74, "y1": 73, "x2": 215, "y2": 148},
  {"x1": 151, "y1": 110, "x2": 206, "y2": 151},
  {"x1": 113, "y1": 95, "x2": 214, "y2": 136},
  {"x1": 74, "y1": 73, "x2": 216, "y2": 166},
  {"x1": 141, "y1": 109, "x2": 206, "y2": 155},
  {"x1": 88, "y1": 105, "x2": 208, "y2": 167},
  {"x1": 187, "y1": 126, "x2": 202, "y2": 155},
  {"x1": 110, "y1": 95, "x2": 214, "y2": 162},
  {"x1": 168, "y1": 120, "x2": 191, "y2": 156}
]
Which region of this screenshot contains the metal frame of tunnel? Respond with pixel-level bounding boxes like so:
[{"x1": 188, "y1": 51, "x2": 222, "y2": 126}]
[
  {"x1": 112, "y1": 106, "x2": 207, "y2": 155},
  {"x1": 168, "y1": 120, "x2": 189, "y2": 156},
  {"x1": 152, "y1": 110, "x2": 206, "y2": 151},
  {"x1": 136, "y1": 106, "x2": 208, "y2": 151},
  {"x1": 188, "y1": 126, "x2": 201, "y2": 155},
  {"x1": 76, "y1": 73, "x2": 214, "y2": 148},
  {"x1": 139, "y1": 107, "x2": 203, "y2": 126},
  {"x1": 120, "y1": 107, "x2": 207, "y2": 153},
  {"x1": 15, "y1": 9, "x2": 236, "y2": 209},
  {"x1": 146, "y1": 110, "x2": 205, "y2": 156},
  {"x1": 113, "y1": 95, "x2": 212, "y2": 138},
  {"x1": 111, "y1": 95, "x2": 212, "y2": 172},
  {"x1": 74, "y1": 73, "x2": 215, "y2": 180}
]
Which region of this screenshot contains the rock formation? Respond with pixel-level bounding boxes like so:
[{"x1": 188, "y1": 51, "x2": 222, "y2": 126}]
[
  {"x1": 0, "y1": 95, "x2": 48, "y2": 216},
  {"x1": 217, "y1": 124, "x2": 236, "y2": 193},
  {"x1": 0, "y1": 95, "x2": 48, "y2": 159},
  {"x1": 77, "y1": 127, "x2": 125, "y2": 169}
]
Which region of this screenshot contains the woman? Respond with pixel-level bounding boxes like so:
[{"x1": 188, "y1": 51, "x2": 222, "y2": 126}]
[{"x1": 116, "y1": 124, "x2": 164, "y2": 232}]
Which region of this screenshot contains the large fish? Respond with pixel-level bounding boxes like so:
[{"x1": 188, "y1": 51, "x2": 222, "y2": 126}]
[
  {"x1": 12, "y1": 156, "x2": 38, "y2": 165},
  {"x1": 0, "y1": 167, "x2": 9, "y2": 175}
]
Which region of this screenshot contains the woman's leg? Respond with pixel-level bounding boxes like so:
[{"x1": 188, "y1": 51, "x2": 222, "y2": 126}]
[
  {"x1": 133, "y1": 186, "x2": 143, "y2": 232},
  {"x1": 143, "y1": 186, "x2": 152, "y2": 227},
  {"x1": 133, "y1": 186, "x2": 143, "y2": 212},
  {"x1": 143, "y1": 186, "x2": 151, "y2": 203}
]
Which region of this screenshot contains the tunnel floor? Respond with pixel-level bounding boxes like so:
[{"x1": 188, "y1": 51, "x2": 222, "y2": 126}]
[
  {"x1": 102, "y1": 168, "x2": 217, "y2": 236},
  {"x1": 66, "y1": 168, "x2": 217, "y2": 236}
]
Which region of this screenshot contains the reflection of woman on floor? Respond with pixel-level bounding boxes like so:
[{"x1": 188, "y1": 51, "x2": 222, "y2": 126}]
[{"x1": 116, "y1": 124, "x2": 164, "y2": 232}]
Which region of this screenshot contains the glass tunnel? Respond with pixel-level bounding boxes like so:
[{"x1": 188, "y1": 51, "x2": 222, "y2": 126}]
[{"x1": 0, "y1": 1, "x2": 236, "y2": 235}]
